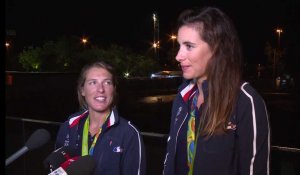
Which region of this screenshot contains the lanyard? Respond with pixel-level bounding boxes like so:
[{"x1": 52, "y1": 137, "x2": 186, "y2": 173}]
[
  {"x1": 187, "y1": 90, "x2": 199, "y2": 175},
  {"x1": 82, "y1": 112, "x2": 110, "y2": 156}
]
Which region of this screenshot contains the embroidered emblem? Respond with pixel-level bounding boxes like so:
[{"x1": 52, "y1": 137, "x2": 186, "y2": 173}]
[
  {"x1": 226, "y1": 122, "x2": 237, "y2": 130},
  {"x1": 113, "y1": 146, "x2": 123, "y2": 153},
  {"x1": 64, "y1": 134, "x2": 70, "y2": 146},
  {"x1": 176, "y1": 106, "x2": 182, "y2": 117}
]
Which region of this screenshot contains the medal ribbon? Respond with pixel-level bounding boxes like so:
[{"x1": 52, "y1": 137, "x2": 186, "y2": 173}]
[
  {"x1": 82, "y1": 112, "x2": 110, "y2": 156},
  {"x1": 187, "y1": 90, "x2": 199, "y2": 175}
]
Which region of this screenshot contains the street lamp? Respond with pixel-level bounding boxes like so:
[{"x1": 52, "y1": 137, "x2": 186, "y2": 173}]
[
  {"x1": 81, "y1": 37, "x2": 88, "y2": 45},
  {"x1": 153, "y1": 41, "x2": 160, "y2": 60},
  {"x1": 170, "y1": 34, "x2": 177, "y2": 58},
  {"x1": 5, "y1": 42, "x2": 10, "y2": 48},
  {"x1": 153, "y1": 41, "x2": 160, "y2": 49},
  {"x1": 152, "y1": 12, "x2": 159, "y2": 60},
  {"x1": 170, "y1": 35, "x2": 176, "y2": 48},
  {"x1": 272, "y1": 28, "x2": 283, "y2": 78},
  {"x1": 276, "y1": 28, "x2": 283, "y2": 48}
]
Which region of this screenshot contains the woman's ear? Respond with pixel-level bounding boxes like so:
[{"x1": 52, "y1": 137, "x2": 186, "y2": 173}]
[{"x1": 80, "y1": 88, "x2": 85, "y2": 96}]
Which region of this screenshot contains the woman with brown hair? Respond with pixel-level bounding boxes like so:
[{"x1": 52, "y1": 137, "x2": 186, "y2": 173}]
[{"x1": 163, "y1": 7, "x2": 270, "y2": 175}]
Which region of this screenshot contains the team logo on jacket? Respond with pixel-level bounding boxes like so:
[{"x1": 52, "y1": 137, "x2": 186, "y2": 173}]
[
  {"x1": 113, "y1": 146, "x2": 124, "y2": 153},
  {"x1": 226, "y1": 122, "x2": 237, "y2": 130},
  {"x1": 64, "y1": 134, "x2": 70, "y2": 147}
]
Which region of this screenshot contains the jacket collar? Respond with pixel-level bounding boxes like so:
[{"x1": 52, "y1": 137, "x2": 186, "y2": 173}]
[
  {"x1": 68, "y1": 107, "x2": 119, "y2": 128},
  {"x1": 179, "y1": 79, "x2": 208, "y2": 103},
  {"x1": 179, "y1": 80, "x2": 196, "y2": 102}
]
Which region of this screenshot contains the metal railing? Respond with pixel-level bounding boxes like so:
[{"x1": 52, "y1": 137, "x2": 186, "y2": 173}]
[
  {"x1": 5, "y1": 116, "x2": 300, "y2": 153},
  {"x1": 5, "y1": 116, "x2": 300, "y2": 175},
  {"x1": 6, "y1": 116, "x2": 300, "y2": 153}
]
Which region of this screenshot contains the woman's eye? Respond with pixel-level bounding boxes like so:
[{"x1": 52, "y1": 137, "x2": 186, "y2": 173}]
[
  {"x1": 186, "y1": 44, "x2": 193, "y2": 50},
  {"x1": 103, "y1": 80, "x2": 112, "y2": 86},
  {"x1": 88, "y1": 80, "x2": 97, "y2": 85}
]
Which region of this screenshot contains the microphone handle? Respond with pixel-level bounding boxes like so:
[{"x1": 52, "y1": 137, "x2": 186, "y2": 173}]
[
  {"x1": 48, "y1": 167, "x2": 68, "y2": 175},
  {"x1": 6, "y1": 146, "x2": 29, "y2": 166}
]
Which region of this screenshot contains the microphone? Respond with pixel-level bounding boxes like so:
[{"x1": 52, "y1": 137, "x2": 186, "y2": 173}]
[
  {"x1": 43, "y1": 146, "x2": 76, "y2": 172},
  {"x1": 49, "y1": 155, "x2": 96, "y2": 175},
  {"x1": 5, "y1": 128, "x2": 51, "y2": 166}
]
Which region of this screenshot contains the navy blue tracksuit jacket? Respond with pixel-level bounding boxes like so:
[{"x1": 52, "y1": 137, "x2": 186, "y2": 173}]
[{"x1": 163, "y1": 80, "x2": 270, "y2": 175}]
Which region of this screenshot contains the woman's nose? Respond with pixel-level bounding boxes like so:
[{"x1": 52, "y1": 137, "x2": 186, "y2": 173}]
[
  {"x1": 97, "y1": 83, "x2": 104, "y2": 92},
  {"x1": 175, "y1": 49, "x2": 184, "y2": 62}
]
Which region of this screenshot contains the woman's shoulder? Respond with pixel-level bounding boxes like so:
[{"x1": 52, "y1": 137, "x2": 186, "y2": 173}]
[
  {"x1": 117, "y1": 117, "x2": 142, "y2": 134},
  {"x1": 67, "y1": 110, "x2": 87, "y2": 119},
  {"x1": 239, "y1": 82, "x2": 263, "y2": 99},
  {"x1": 60, "y1": 110, "x2": 88, "y2": 127},
  {"x1": 237, "y1": 82, "x2": 266, "y2": 108}
]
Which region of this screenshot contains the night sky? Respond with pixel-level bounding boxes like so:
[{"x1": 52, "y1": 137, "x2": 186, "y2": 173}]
[{"x1": 5, "y1": 0, "x2": 300, "y2": 65}]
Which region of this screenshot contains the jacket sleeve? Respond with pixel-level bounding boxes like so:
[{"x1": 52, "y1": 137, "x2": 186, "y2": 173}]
[
  {"x1": 55, "y1": 121, "x2": 69, "y2": 149},
  {"x1": 163, "y1": 94, "x2": 182, "y2": 175},
  {"x1": 121, "y1": 123, "x2": 146, "y2": 175},
  {"x1": 237, "y1": 85, "x2": 270, "y2": 175}
]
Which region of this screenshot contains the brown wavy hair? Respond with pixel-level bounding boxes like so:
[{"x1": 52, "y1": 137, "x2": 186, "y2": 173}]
[{"x1": 177, "y1": 7, "x2": 243, "y2": 137}]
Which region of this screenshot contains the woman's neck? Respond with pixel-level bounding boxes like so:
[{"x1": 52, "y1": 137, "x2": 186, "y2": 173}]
[
  {"x1": 88, "y1": 110, "x2": 110, "y2": 135},
  {"x1": 196, "y1": 78, "x2": 205, "y2": 108}
]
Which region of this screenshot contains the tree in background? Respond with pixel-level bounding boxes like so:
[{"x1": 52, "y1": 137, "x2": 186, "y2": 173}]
[
  {"x1": 19, "y1": 46, "x2": 43, "y2": 71},
  {"x1": 264, "y1": 41, "x2": 286, "y2": 78},
  {"x1": 18, "y1": 36, "x2": 161, "y2": 77}
]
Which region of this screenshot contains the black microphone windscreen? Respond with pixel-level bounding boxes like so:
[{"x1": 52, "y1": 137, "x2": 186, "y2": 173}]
[
  {"x1": 43, "y1": 146, "x2": 76, "y2": 170},
  {"x1": 65, "y1": 155, "x2": 96, "y2": 175},
  {"x1": 25, "y1": 128, "x2": 51, "y2": 150}
]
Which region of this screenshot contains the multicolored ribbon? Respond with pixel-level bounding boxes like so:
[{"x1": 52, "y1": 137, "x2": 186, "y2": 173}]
[
  {"x1": 187, "y1": 90, "x2": 199, "y2": 175},
  {"x1": 82, "y1": 112, "x2": 110, "y2": 156}
]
